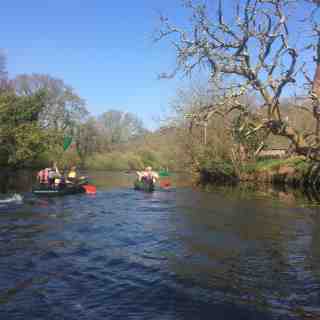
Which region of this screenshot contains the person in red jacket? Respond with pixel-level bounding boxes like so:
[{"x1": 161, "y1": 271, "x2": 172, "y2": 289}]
[{"x1": 37, "y1": 162, "x2": 61, "y2": 187}]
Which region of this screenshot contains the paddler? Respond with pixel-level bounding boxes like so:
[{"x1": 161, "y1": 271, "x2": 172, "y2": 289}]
[
  {"x1": 48, "y1": 162, "x2": 61, "y2": 186},
  {"x1": 67, "y1": 166, "x2": 78, "y2": 184},
  {"x1": 37, "y1": 162, "x2": 61, "y2": 187},
  {"x1": 136, "y1": 166, "x2": 159, "y2": 183}
]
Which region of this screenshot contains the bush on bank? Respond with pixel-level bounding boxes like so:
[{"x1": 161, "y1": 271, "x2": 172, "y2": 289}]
[{"x1": 189, "y1": 141, "x2": 315, "y2": 188}]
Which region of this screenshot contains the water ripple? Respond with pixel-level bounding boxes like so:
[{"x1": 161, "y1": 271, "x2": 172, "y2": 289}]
[{"x1": 0, "y1": 181, "x2": 319, "y2": 319}]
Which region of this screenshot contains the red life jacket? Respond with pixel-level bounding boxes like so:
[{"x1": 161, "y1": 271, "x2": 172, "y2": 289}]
[{"x1": 37, "y1": 168, "x2": 49, "y2": 184}]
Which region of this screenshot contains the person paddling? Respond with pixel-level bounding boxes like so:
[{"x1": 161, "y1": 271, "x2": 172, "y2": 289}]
[
  {"x1": 37, "y1": 168, "x2": 49, "y2": 185},
  {"x1": 67, "y1": 166, "x2": 78, "y2": 184},
  {"x1": 48, "y1": 162, "x2": 61, "y2": 186},
  {"x1": 136, "y1": 166, "x2": 159, "y2": 183},
  {"x1": 37, "y1": 162, "x2": 61, "y2": 187}
]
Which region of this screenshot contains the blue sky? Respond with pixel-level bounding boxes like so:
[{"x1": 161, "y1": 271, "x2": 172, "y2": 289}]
[
  {"x1": 0, "y1": 0, "x2": 189, "y2": 128},
  {"x1": 0, "y1": 1, "x2": 317, "y2": 129}
]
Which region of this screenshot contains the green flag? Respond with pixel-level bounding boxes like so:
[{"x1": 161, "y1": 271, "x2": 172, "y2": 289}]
[
  {"x1": 159, "y1": 170, "x2": 170, "y2": 177},
  {"x1": 63, "y1": 136, "x2": 72, "y2": 151}
]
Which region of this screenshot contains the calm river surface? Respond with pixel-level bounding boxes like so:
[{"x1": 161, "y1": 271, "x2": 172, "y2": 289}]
[{"x1": 1, "y1": 171, "x2": 320, "y2": 319}]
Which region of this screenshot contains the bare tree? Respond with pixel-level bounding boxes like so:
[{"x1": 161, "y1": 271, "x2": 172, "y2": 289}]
[
  {"x1": 0, "y1": 50, "x2": 7, "y2": 79},
  {"x1": 304, "y1": 1, "x2": 320, "y2": 153},
  {"x1": 0, "y1": 50, "x2": 13, "y2": 93},
  {"x1": 97, "y1": 110, "x2": 146, "y2": 145},
  {"x1": 157, "y1": 0, "x2": 320, "y2": 158}
]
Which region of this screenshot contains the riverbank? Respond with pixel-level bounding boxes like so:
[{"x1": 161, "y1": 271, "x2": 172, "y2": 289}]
[
  {"x1": 198, "y1": 156, "x2": 320, "y2": 190},
  {"x1": 240, "y1": 156, "x2": 309, "y2": 187}
]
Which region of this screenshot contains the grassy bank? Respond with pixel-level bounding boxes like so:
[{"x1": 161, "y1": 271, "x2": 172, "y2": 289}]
[
  {"x1": 242, "y1": 157, "x2": 308, "y2": 174},
  {"x1": 241, "y1": 157, "x2": 313, "y2": 188},
  {"x1": 197, "y1": 156, "x2": 315, "y2": 188}
]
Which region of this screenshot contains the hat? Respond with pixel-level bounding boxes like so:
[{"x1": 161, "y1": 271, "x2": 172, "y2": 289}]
[{"x1": 146, "y1": 166, "x2": 152, "y2": 171}]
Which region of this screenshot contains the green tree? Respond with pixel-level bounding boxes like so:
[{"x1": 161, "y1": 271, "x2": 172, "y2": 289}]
[
  {"x1": 0, "y1": 91, "x2": 49, "y2": 167},
  {"x1": 14, "y1": 74, "x2": 88, "y2": 132}
]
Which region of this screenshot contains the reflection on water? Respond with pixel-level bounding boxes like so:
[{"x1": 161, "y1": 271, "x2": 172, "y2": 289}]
[{"x1": 0, "y1": 171, "x2": 320, "y2": 319}]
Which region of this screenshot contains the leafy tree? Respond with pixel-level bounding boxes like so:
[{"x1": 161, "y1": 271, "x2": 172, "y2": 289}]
[
  {"x1": 14, "y1": 74, "x2": 88, "y2": 132},
  {"x1": 0, "y1": 91, "x2": 49, "y2": 167}
]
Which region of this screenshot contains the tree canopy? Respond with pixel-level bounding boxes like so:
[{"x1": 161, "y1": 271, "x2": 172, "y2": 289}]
[
  {"x1": 0, "y1": 90, "x2": 48, "y2": 166},
  {"x1": 14, "y1": 74, "x2": 88, "y2": 132}
]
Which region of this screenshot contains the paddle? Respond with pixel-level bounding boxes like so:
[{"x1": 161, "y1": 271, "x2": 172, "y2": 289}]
[
  {"x1": 62, "y1": 137, "x2": 97, "y2": 194},
  {"x1": 160, "y1": 179, "x2": 171, "y2": 188},
  {"x1": 78, "y1": 176, "x2": 97, "y2": 194},
  {"x1": 82, "y1": 184, "x2": 97, "y2": 194}
]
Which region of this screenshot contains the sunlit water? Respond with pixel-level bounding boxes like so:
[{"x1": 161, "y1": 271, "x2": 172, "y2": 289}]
[{"x1": 1, "y1": 171, "x2": 320, "y2": 319}]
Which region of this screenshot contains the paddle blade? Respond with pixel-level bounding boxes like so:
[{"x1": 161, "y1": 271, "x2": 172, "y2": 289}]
[
  {"x1": 82, "y1": 184, "x2": 97, "y2": 194},
  {"x1": 160, "y1": 179, "x2": 171, "y2": 188}
]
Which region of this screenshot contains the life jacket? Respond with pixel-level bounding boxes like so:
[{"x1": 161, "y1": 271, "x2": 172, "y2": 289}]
[
  {"x1": 48, "y1": 169, "x2": 57, "y2": 179},
  {"x1": 144, "y1": 171, "x2": 158, "y2": 183},
  {"x1": 68, "y1": 170, "x2": 77, "y2": 179},
  {"x1": 37, "y1": 168, "x2": 49, "y2": 184}
]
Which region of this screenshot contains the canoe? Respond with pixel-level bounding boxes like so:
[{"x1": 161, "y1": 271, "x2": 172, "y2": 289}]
[
  {"x1": 32, "y1": 184, "x2": 86, "y2": 196},
  {"x1": 134, "y1": 179, "x2": 155, "y2": 192}
]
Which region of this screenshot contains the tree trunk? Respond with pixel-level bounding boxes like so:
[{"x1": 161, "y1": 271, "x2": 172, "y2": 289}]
[
  {"x1": 312, "y1": 63, "x2": 320, "y2": 97},
  {"x1": 266, "y1": 120, "x2": 320, "y2": 159}
]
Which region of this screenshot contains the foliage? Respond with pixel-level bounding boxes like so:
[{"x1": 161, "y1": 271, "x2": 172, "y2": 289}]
[
  {"x1": 0, "y1": 54, "x2": 159, "y2": 171},
  {"x1": 0, "y1": 91, "x2": 49, "y2": 167},
  {"x1": 137, "y1": 149, "x2": 160, "y2": 168},
  {"x1": 84, "y1": 147, "x2": 166, "y2": 171},
  {"x1": 74, "y1": 118, "x2": 101, "y2": 165},
  {"x1": 14, "y1": 73, "x2": 88, "y2": 132},
  {"x1": 84, "y1": 152, "x2": 141, "y2": 171},
  {"x1": 98, "y1": 110, "x2": 147, "y2": 145},
  {"x1": 71, "y1": 111, "x2": 149, "y2": 165},
  {"x1": 57, "y1": 148, "x2": 82, "y2": 169},
  {"x1": 243, "y1": 157, "x2": 308, "y2": 174}
]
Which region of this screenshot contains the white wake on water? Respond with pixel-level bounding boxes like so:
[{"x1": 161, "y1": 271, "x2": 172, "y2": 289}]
[{"x1": 0, "y1": 193, "x2": 23, "y2": 205}]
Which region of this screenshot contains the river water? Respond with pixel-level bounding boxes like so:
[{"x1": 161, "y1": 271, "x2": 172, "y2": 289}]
[{"x1": 1, "y1": 171, "x2": 320, "y2": 319}]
